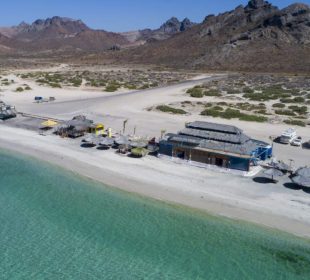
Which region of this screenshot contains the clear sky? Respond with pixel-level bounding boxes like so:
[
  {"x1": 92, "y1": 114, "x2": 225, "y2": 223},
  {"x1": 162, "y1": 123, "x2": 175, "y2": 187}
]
[{"x1": 0, "y1": 0, "x2": 309, "y2": 32}]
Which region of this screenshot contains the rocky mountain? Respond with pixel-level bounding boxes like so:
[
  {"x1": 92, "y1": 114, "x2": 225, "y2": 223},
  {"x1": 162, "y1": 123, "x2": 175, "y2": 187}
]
[
  {"x1": 121, "y1": 17, "x2": 196, "y2": 43},
  {"x1": 114, "y1": 0, "x2": 310, "y2": 72},
  {"x1": 0, "y1": 17, "x2": 129, "y2": 53},
  {"x1": 0, "y1": 1, "x2": 309, "y2": 73}
]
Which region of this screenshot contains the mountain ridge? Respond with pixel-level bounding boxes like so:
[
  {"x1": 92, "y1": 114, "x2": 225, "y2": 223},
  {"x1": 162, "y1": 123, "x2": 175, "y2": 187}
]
[{"x1": 0, "y1": 1, "x2": 309, "y2": 73}]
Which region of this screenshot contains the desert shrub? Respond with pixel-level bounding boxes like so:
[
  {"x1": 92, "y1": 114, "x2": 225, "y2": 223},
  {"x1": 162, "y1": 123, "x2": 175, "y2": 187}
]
[
  {"x1": 204, "y1": 89, "x2": 221, "y2": 96},
  {"x1": 272, "y1": 103, "x2": 285, "y2": 108},
  {"x1": 243, "y1": 87, "x2": 254, "y2": 94},
  {"x1": 213, "y1": 106, "x2": 224, "y2": 111},
  {"x1": 68, "y1": 77, "x2": 82, "y2": 87},
  {"x1": 105, "y1": 84, "x2": 120, "y2": 92},
  {"x1": 280, "y1": 97, "x2": 305, "y2": 103},
  {"x1": 200, "y1": 108, "x2": 222, "y2": 117},
  {"x1": 239, "y1": 114, "x2": 268, "y2": 122},
  {"x1": 187, "y1": 87, "x2": 204, "y2": 98},
  {"x1": 283, "y1": 119, "x2": 306, "y2": 127},
  {"x1": 156, "y1": 105, "x2": 187, "y2": 115},
  {"x1": 217, "y1": 102, "x2": 228, "y2": 106},
  {"x1": 125, "y1": 84, "x2": 137, "y2": 90},
  {"x1": 181, "y1": 101, "x2": 192, "y2": 105},
  {"x1": 288, "y1": 105, "x2": 308, "y2": 115},
  {"x1": 50, "y1": 83, "x2": 62, "y2": 88},
  {"x1": 226, "y1": 89, "x2": 241, "y2": 94},
  {"x1": 139, "y1": 84, "x2": 150, "y2": 90},
  {"x1": 201, "y1": 108, "x2": 267, "y2": 122},
  {"x1": 205, "y1": 103, "x2": 213, "y2": 108},
  {"x1": 254, "y1": 109, "x2": 269, "y2": 115},
  {"x1": 15, "y1": 87, "x2": 24, "y2": 92},
  {"x1": 24, "y1": 86, "x2": 32, "y2": 90},
  {"x1": 243, "y1": 85, "x2": 292, "y2": 101},
  {"x1": 275, "y1": 110, "x2": 296, "y2": 116}
]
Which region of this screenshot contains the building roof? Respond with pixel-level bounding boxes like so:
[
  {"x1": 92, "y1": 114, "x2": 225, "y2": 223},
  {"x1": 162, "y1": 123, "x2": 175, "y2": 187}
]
[
  {"x1": 179, "y1": 128, "x2": 249, "y2": 144},
  {"x1": 186, "y1": 121, "x2": 242, "y2": 135},
  {"x1": 162, "y1": 121, "x2": 270, "y2": 157}
]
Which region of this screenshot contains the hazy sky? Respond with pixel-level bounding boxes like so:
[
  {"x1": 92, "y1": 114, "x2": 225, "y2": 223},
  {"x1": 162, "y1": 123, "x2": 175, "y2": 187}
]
[{"x1": 0, "y1": 0, "x2": 309, "y2": 31}]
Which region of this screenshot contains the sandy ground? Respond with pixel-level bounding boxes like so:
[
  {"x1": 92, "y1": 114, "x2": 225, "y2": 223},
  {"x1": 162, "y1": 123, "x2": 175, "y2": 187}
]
[
  {"x1": 0, "y1": 126, "x2": 309, "y2": 238},
  {"x1": 1, "y1": 71, "x2": 310, "y2": 237}
]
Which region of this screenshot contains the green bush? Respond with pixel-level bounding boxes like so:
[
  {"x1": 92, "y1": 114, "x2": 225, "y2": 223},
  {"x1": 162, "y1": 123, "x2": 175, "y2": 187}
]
[
  {"x1": 243, "y1": 87, "x2": 254, "y2": 94},
  {"x1": 274, "y1": 110, "x2": 295, "y2": 116},
  {"x1": 201, "y1": 108, "x2": 222, "y2": 117},
  {"x1": 226, "y1": 89, "x2": 241, "y2": 94},
  {"x1": 288, "y1": 105, "x2": 308, "y2": 115},
  {"x1": 105, "y1": 84, "x2": 120, "y2": 92},
  {"x1": 15, "y1": 87, "x2": 24, "y2": 92},
  {"x1": 187, "y1": 87, "x2": 204, "y2": 98},
  {"x1": 283, "y1": 119, "x2": 306, "y2": 127},
  {"x1": 139, "y1": 84, "x2": 150, "y2": 90},
  {"x1": 24, "y1": 86, "x2": 32, "y2": 90},
  {"x1": 156, "y1": 105, "x2": 187, "y2": 115},
  {"x1": 213, "y1": 106, "x2": 224, "y2": 111},
  {"x1": 272, "y1": 103, "x2": 285, "y2": 108},
  {"x1": 204, "y1": 89, "x2": 221, "y2": 96},
  {"x1": 280, "y1": 97, "x2": 305, "y2": 103},
  {"x1": 50, "y1": 83, "x2": 62, "y2": 88},
  {"x1": 125, "y1": 84, "x2": 137, "y2": 90},
  {"x1": 201, "y1": 108, "x2": 267, "y2": 122}
]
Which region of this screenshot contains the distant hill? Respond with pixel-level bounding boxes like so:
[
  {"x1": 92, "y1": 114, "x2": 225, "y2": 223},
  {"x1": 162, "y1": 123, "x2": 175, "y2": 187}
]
[
  {"x1": 121, "y1": 17, "x2": 197, "y2": 44},
  {"x1": 114, "y1": 0, "x2": 310, "y2": 73},
  {"x1": 0, "y1": 1, "x2": 309, "y2": 73},
  {"x1": 0, "y1": 16, "x2": 129, "y2": 53}
]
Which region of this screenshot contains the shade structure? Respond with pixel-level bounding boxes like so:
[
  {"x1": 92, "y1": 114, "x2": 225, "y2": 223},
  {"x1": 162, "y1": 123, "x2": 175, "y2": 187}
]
[
  {"x1": 115, "y1": 135, "x2": 130, "y2": 146},
  {"x1": 41, "y1": 119, "x2": 58, "y2": 127},
  {"x1": 83, "y1": 135, "x2": 98, "y2": 145},
  {"x1": 295, "y1": 167, "x2": 310, "y2": 177},
  {"x1": 263, "y1": 168, "x2": 284, "y2": 181},
  {"x1": 131, "y1": 147, "x2": 149, "y2": 157},
  {"x1": 292, "y1": 175, "x2": 310, "y2": 188},
  {"x1": 130, "y1": 141, "x2": 148, "y2": 148},
  {"x1": 271, "y1": 161, "x2": 291, "y2": 172},
  {"x1": 99, "y1": 137, "x2": 114, "y2": 147}
]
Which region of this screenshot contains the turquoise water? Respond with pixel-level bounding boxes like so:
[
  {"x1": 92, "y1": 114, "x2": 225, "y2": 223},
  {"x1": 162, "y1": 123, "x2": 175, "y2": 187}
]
[{"x1": 0, "y1": 150, "x2": 310, "y2": 279}]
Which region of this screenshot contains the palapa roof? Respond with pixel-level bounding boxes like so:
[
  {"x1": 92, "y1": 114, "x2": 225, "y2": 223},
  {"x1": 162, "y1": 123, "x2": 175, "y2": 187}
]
[
  {"x1": 186, "y1": 121, "x2": 243, "y2": 135},
  {"x1": 161, "y1": 121, "x2": 270, "y2": 157},
  {"x1": 41, "y1": 119, "x2": 58, "y2": 127},
  {"x1": 179, "y1": 127, "x2": 249, "y2": 144}
]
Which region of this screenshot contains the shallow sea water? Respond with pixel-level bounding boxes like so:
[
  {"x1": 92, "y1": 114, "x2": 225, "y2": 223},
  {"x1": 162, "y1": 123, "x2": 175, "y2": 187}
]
[{"x1": 0, "y1": 149, "x2": 309, "y2": 279}]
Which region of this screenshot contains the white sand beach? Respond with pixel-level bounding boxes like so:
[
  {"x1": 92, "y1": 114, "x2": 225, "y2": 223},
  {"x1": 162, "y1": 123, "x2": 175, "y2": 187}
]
[
  {"x1": 1, "y1": 70, "x2": 310, "y2": 237},
  {"x1": 0, "y1": 125, "x2": 309, "y2": 238}
]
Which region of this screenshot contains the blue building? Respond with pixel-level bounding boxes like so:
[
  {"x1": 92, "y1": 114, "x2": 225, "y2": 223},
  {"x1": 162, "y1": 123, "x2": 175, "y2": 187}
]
[{"x1": 158, "y1": 121, "x2": 272, "y2": 172}]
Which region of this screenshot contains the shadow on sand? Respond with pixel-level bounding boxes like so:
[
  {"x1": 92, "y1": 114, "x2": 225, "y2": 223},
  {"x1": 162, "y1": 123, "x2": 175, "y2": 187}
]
[
  {"x1": 283, "y1": 182, "x2": 302, "y2": 191},
  {"x1": 80, "y1": 143, "x2": 96, "y2": 148},
  {"x1": 253, "y1": 177, "x2": 276, "y2": 184}
]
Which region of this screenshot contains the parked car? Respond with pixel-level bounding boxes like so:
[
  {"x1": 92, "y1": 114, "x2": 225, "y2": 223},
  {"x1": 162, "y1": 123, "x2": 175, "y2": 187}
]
[
  {"x1": 291, "y1": 136, "x2": 302, "y2": 147},
  {"x1": 279, "y1": 128, "x2": 297, "y2": 144}
]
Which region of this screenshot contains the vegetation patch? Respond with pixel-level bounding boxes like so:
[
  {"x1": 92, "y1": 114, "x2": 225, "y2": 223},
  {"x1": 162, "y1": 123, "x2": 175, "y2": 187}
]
[
  {"x1": 283, "y1": 119, "x2": 306, "y2": 127},
  {"x1": 156, "y1": 105, "x2": 187, "y2": 115},
  {"x1": 201, "y1": 108, "x2": 267, "y2": 122}
]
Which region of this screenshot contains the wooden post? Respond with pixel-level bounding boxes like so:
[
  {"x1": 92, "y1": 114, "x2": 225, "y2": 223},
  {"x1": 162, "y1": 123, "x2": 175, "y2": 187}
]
[{"x1": 123, "y1": 119, "x2": 128, "y2": 134}]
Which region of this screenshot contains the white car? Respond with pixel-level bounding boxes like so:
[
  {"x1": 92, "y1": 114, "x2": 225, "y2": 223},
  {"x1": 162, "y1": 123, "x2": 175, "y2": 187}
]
[{"x1": 291, "y1": 137, "x2": 302, "y2": 147}]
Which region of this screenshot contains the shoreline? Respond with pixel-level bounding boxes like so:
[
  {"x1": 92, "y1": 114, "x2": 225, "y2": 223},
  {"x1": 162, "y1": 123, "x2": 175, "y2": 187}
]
[{"x1": 0, "y1": 126, "x2": 309, "y2": 239}]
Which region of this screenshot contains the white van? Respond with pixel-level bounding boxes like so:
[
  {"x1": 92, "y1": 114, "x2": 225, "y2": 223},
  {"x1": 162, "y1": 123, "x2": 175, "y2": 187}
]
[{"x1": 280, "y1": 128, "x2": 297, "y2": 144}]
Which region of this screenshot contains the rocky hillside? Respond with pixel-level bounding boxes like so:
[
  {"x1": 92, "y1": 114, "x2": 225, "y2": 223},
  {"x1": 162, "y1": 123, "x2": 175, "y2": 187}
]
[
  {"x1": 121, "y1": 17, "x2": 196, "y2": 44},
  {"x1": 0, "y1": 17, "x2": 129, "y2": 53},
  {"x1": 115, "y1": 0, "x2": 310, "y2": 72}
]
